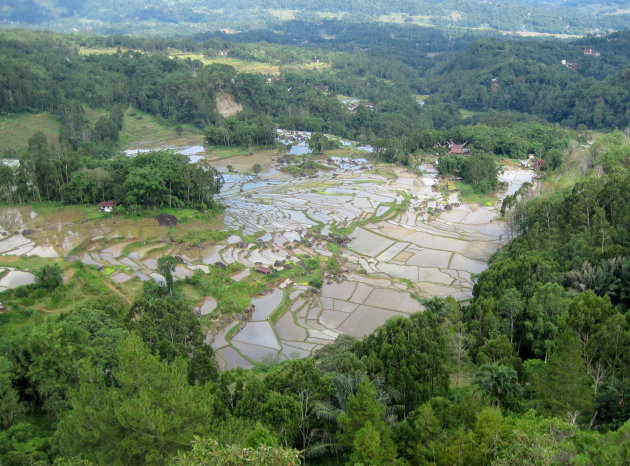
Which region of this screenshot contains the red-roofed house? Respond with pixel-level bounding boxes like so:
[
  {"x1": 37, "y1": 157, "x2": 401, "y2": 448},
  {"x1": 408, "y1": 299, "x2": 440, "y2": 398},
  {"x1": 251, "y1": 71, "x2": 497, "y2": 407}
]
[
  {"x1": 584, "y1": 48, "x2": 601, "y2": 57},
  {"x1": 448, "y1": 141, "x2": 469, "y2": 155},
  {"x1": 98, "y1": 200, "x2": 116, "y2": 212}
]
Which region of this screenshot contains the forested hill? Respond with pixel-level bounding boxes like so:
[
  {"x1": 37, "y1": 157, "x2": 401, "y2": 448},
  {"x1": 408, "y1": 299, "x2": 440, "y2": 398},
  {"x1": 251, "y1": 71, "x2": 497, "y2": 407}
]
[
  {"x1": 1, "y1": 28, "x2": 629, "y2": 141},
  {"x1": 424, "y1": 32, "x2": 630, "y2": 129},
  {"x1": 1, "y1": 0, "x2": 629, "y2": 35}
]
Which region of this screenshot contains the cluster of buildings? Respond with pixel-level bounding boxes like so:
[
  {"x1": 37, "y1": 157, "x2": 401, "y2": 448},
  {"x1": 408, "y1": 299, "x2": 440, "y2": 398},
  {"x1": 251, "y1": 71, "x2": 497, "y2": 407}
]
[
  {"x1": 337, "y1": 97, "x2": 375, "y2": 113},
  {"x1": 560, "y1": 47, "x2": 601, "y2": 71},
  {"x1": 519, "y1": 154, "x2": 544, "y2": 170}
]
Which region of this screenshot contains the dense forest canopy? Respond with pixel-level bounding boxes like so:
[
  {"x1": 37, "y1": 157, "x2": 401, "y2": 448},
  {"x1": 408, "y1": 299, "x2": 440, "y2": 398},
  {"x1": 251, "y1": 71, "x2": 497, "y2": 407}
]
[{"x1": 1, "y1": 0, "x2": 629, "y2": 35}]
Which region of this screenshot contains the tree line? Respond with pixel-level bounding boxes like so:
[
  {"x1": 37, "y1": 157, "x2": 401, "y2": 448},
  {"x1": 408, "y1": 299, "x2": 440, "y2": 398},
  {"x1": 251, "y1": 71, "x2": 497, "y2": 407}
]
[{"x1": 0, "y1": 134, "x2": 223, "y2": 209}]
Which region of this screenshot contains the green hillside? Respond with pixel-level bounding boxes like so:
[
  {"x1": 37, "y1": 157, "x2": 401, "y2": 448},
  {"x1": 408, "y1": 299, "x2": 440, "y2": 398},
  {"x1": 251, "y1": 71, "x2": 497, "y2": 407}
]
[{"x1": 1, "y1": 0, "x2": 628, "y2": 35}]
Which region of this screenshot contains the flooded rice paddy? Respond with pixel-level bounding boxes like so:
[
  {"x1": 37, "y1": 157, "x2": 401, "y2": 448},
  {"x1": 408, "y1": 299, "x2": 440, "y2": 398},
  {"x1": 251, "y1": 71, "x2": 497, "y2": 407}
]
[{"x1": 0, "y1": 151, "x2": 536, "y2": 369}]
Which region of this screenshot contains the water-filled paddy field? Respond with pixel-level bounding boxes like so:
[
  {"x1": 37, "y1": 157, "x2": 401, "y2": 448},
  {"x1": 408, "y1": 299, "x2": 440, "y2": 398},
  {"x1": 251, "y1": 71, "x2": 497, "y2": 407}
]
[{"x1": 0, "y1": 152, "x2": 535, "y2": 369}]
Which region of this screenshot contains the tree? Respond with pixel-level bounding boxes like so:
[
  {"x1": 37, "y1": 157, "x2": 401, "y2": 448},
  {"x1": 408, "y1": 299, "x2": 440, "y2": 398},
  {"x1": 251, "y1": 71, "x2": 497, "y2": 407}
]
[
  {"x1": 473, "y1": 407, "x2": 506, "y2": 464},
  {"x1": 252, "y1": 163, "x2": 262, "y2": 174},
  {"x1": 349, "y1": 421, "x2": 399, "y2": 466},
  {"x1": 264, "y1": 359, "x2": 330, "y2": 453},
  {"x1": 127, "y1": 298, "x2": 217, "y2": 384},
  {"x1": 86, "y1": 167, "x2": 111, "y2": 202},
  {"x1": 55, "y1": 336, "x2": 217, "y2": 464},
  {"x1": 123, "y1": 165, "x2": 168, "y2": 207},
  {"x1": 308, "y1": 132, "x2": 325, "y2": 154},
  {"x1": 174, "y1": 437, "x2": 300, "y2": 466},
  {"x1": 337, "y1": 380, "x2": 398, "y2": 464},
  {"x1": 34, "y1": 264, "x2": 63, "y2": 291},
  {"x1": 473, "y1": 364, "x2": 522, "y2": 408},
  {"x1": 462, "y1": 152, "x2": 498, "y2": 193},
  {"x1": 308, "y1": 132, "x2": 339, "y2": 154},
  {"x1": 477, "y1": 335, "x2": 521, "y2": 371},
  {"x1": 394, "y1": 402, "x2": 441, "y2": 464},
  {"x1": 523, "y1": 283, "x2": 570, "y2": 360},
  {"x1": 157, "y1": 255, "x2": 178, "y2": 296},
  {"x1": 564, "y1": 291, "x2": 614, "y2": 392},
  {"x1": 496, "y1": 288, "x2": 524, "y2": 345},
  {"x1": 354, "y1": 312, "x2": 449, "y2": 411},
  {"x1": 26, "y1": 307, "x2": 127, "y2": 417},
  {"x1": 534, "y1": 333, "x2": 594, "y2": 420},
  {"x1": 260, "y1": 392, "x2": 300, "y2": 446},
  {"x1": 0, "y1": 356, "x2": 24, "y2": 428}
]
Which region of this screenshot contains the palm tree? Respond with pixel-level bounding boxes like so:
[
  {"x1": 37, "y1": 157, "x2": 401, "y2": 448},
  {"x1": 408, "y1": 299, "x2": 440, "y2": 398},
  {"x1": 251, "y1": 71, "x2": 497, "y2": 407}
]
[
  {"x1": 473, "y1": 364, "x2": 522, "y2": 407},
  {"x1": 307, "y1": 373, "x2": 402, "y2": 459}
]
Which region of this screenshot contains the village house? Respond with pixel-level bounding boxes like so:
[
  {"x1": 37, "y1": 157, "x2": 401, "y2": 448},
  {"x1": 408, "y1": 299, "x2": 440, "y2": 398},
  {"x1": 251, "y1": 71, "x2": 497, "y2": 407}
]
[
  {"x1": 583, "y1": 48, "x2": 601, "y2": 56},
  {"x1": 448, "y1": 141, "x2": 469, "y2": 155},
  {"x1": 561, "y1": 59, "x2": 578, "y2": 71},
  {"x1": 98, "y1": 200, "x2": 115, "y2": 212}
]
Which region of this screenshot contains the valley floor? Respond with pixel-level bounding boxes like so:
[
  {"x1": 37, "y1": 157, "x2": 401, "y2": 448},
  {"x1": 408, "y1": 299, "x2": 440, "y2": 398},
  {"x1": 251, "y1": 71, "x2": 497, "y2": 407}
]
[{"x1": 0, "y1": 152, "x2": 535, "y2": 369}]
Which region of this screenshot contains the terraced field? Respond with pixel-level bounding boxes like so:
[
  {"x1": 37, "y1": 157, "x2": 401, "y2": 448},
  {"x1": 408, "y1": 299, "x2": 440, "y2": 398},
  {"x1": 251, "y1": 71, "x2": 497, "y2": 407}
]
[{"x1": 0, "y1": 152, "x2": 534, "y2": 369}]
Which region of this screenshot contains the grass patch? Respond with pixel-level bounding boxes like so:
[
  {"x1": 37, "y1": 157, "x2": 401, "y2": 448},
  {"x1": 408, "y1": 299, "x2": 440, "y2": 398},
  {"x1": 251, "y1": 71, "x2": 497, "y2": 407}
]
[
  {"x1": 29, "y1": 202, "x2": 106, "y2": 222},
  {"x1": 187, "y1": 268, "x2": 263, "y2": 315},
  {"x1": 120, "y1": 108, "x2": 204, "y2": 149},
  {"x1": 78, "y1": 46, "x2": 135, "y2": 55},
  {"x1": 280, "y1": 159, "x2": 332, "y2": 177},
  {"x1": 206, "y1": 146, "x2": 252, "y2": 159},
  {"x1": 238, "y1": 231, "x2": 264, "y2": 243},
  {"x1": 312, "y1": 190, "x2": 346, "y2": 196},
  {"x1": 454, "y1": 182, "x2": 496, "y2": 206},
  {"x1": 117, "y1": 205, "x2": 223, "y2": 223},
  {"x1": 0, "y1": 264, "x2": 127, "y2": 327},
  {"x1": 175, "y1": 229, "x2": 231, "y2": 247},
  {"x1": 330, "y1": 220, "x2": 360, "y2": 237},
  {"x1": 353, "y1": 179, "x2": 387, "y2": 185},
  {"x1": 121, "y1": 240, "x2": 148, "y2": 257},
  {"x1": 0, "y1": 306, "x2": 43, "y2": 345},
  {"x1": 459, "y1": 109, "x2": 483, "y2": 119},
  {"x1": 78, "y1": 46, "x2": 330, "y2": 77},
  {"x1": 83, "y1": 106, "x2": 108, "y2": 124},
  {"x1": 0, "y1": 113, "x2": 62, "y2": 155},
  {"x1": 268, "y1": 291, "x2": 290, "y2": 325},
  {"x1": 170, "y1": 52, "x2": 282, "y2": 75},
  {"x1": 328, "y1": 191, "x2": 411, "y2": 238},
  {"x1": 0, "y1": 255, "x2": 64, "y2": 271},
  {"x1": 145, "y1": 244, "x2": 170, "y2": 256},
  {"x1": 371, "y1": 167, "x2": 398, "y2": 179},
  {"x1": 225, "y1": 320, "x2": 244, "y2": 340}
]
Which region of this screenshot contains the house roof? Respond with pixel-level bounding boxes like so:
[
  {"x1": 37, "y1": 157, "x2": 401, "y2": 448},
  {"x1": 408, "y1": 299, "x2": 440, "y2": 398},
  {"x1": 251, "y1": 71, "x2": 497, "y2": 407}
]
[
  {"x1": 448, "y1": 141, "x2": 468, "y2": 154},
  {"x1": 98, "y1": 200, "x2": 116, "y2": 207}
]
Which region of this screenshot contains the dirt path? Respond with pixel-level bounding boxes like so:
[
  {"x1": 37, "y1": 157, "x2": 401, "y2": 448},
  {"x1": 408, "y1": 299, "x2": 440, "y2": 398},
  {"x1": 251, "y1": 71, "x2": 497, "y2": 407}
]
[{"x1": 103, "y1": 280, "x2": 131, "y2": 305}]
